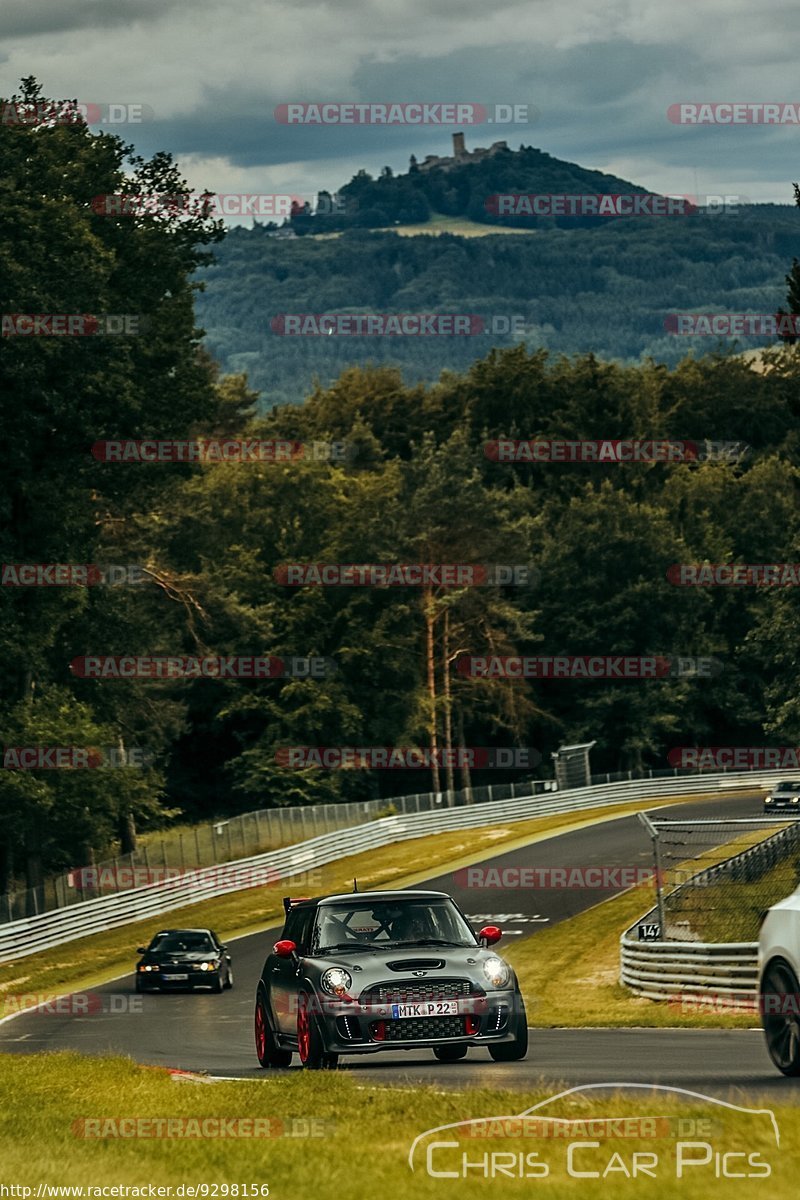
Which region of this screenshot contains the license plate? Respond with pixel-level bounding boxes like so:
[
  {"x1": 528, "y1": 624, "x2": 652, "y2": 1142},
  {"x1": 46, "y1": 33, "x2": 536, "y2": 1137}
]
[
  {"x1": 391, "y1": 1000, "x2": 459, "y2": 1018},
  {"x1": 162, "y1": 973, "x2": 188, "y2": 981}
]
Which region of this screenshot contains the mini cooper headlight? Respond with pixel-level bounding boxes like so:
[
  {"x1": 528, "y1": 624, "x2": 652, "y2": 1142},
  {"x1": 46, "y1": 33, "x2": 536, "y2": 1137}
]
[
  {"x1": 321, "y1": 967, "x2": 352, "y2": 996},
  {"x1": 482, "y1": 956, "x2": 511, "y2": 987},
  {"x1": 196, "y1": 961, "x2": 217, "y2": 971},
  {"x1": 139, "y1": 964, "x2": 158, "y2": 972}
]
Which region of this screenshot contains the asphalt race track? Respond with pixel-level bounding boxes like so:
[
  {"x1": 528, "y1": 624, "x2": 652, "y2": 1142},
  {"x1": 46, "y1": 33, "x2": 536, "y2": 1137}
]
[{"x1": 2, "y1": 789, "x2": 795, "y2": 1100}]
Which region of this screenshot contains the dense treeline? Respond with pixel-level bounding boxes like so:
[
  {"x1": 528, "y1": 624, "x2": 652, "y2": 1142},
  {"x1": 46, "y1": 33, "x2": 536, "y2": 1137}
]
[
  {"x1": 197, "y1": 207, "x2": 800, "y2": 407},
  {"x1": 3, "y1": 82, "x2": 800, "y2": 893}
]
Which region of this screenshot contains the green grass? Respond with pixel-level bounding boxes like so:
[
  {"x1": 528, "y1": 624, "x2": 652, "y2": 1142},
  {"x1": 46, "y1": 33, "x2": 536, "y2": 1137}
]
[
  {"x1": 311, "y1": 213, "x2": 538, "y2": 239},
  {"x1": 0, "y1": 1052, "x2": 795, "y2": 1197},
  {"x1": 375, "y1": 213, "x2": 537, "y2": 237},
  {"x1": 0, "y1": 795, "x2": 722, "y2": 1016},
  {"x1": 664, "y1": 833, "x2": 800, "y2": 943}
]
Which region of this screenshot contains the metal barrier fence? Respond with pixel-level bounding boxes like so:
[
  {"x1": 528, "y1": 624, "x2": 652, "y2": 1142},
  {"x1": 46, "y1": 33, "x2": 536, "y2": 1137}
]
[
  {"x1": 0, "y1": 779, "x2": 558, "y2": 924},
  {"x1": 0, "y1": 764, "x2": 762, "y2": 923},
  {"x1": 0, "y1": 768, "x2": 783, "y2": 964},
  {"x1": 620, "y1": 817, "x2": 800, "y2": 1002}
]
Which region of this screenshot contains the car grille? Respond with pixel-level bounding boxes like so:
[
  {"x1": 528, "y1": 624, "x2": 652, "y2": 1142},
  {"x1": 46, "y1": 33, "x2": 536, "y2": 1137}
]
[
  {"x1": 379, "y1": 1015, "x2": 465, "y2": 1041},
  {"x1": 362, "y1": 979, "x2": 476, "y2": 1005}
]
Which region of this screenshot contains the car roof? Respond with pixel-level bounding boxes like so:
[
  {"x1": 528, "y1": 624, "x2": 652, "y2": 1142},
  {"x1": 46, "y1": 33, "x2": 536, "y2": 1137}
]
[
  {"x1": 152, "y1": 927, "x2": 214, "y2": 935},
  {"x1": 294, "y1": 890, "x2": 451, "y2": 908}
]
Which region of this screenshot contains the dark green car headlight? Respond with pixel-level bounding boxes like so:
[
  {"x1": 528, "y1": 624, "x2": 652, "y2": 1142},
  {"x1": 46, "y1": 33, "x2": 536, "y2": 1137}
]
[{"x1": 321, "y1": 968, "x2": 352, "y2": 996}]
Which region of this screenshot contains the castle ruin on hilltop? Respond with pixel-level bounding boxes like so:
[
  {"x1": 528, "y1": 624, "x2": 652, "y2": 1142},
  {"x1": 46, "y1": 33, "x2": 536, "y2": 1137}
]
[{"x1": 413, "y1": 132, "x2": 509, "y2": 173}]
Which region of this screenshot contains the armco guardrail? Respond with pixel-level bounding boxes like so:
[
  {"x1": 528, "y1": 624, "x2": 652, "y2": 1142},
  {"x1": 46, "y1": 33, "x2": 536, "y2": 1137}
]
[
  {"x1": 620, "y1": 817, "x2": 800, "y2": 1002},
  {"x1": 619, "y1": 940, "x2": 759, "y2": 1005},
  {"x1": 0, "y1": 769, "x2": 783, "y2": 964},
  {"x1": 1, "y1": 780, "x2": 558, "y2": 923}
]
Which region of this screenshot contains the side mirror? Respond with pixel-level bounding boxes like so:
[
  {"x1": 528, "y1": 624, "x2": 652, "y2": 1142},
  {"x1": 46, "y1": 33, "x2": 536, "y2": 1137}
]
[
  {"x1": 136, "y1": 946, "x2": 147, "y2": 955},
  {"x1": 274, "y1": 939, "x2": 297, "y2": 958},
  {"x1": 220, "y1": 944, "x2": 228, "y2": 951},
  {"x1": 478, "y1": 925, "x2": 502, "y2": 947}
]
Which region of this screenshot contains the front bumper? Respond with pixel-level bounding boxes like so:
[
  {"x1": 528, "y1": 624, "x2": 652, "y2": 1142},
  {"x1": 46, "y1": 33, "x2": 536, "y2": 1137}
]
[
  {"x1": 138, "y1": 969, "x2": 220, "y2": 989},
  {"x1": 310, "y1": 989, "x2": 521, "y2": 1053}
]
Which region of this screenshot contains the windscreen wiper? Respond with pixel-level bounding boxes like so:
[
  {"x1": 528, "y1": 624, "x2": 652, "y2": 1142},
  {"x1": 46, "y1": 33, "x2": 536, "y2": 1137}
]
[{"x1": 395, "y1": 938, "x2": 466, "y2": 947}]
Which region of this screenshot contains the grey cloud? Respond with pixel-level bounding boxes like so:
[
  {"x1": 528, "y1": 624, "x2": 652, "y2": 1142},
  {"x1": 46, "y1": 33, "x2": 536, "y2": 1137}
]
[{"x1": 0, "y1": 0, "x2": 210, "y2": 37}]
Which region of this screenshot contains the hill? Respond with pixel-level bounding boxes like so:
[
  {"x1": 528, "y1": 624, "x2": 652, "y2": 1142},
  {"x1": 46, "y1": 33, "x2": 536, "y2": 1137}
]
[
  {"x1": 194, "y1": 140, "x2": 800, "y2": 408},
  {"x1": 290, "y1": 136, "x2": 661, "y2": 234}
]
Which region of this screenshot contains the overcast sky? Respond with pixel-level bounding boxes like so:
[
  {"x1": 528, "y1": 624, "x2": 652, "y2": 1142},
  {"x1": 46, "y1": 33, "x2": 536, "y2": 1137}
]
[{"x1": 3, "y1": 0, "x2": 799, "y2": 220}]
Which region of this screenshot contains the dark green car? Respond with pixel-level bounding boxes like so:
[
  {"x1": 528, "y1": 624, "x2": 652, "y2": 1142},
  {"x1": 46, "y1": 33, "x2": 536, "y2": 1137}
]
[{"x1": 254, "y1": 889, "x2": 528, "y2": 1069}]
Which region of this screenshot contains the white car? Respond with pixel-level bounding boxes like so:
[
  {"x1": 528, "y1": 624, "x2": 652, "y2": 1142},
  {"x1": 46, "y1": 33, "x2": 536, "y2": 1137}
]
[{"x1": 758, "y1": 892, "x2": 800, "y2": 1074}]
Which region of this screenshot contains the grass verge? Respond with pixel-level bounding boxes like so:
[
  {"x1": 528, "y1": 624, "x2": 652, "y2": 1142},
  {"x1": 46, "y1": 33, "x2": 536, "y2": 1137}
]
[
  {"x1": 0, "y1": 1052, "x2": 795, "y2": 1197},
  {"x1": 505, "y1": 886, "x2": 759, "y2": 1028}
]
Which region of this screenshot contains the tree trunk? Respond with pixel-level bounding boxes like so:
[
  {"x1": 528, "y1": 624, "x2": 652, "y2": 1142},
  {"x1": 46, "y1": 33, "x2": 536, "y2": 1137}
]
[
  {"x1": 442, "y1": 608, "x2": 455, "y2": 804},
  {"x1": 424, "y1": 588, "x2": 441, "y2": 794},
  {"x1": 118, "y1": 736, "x2": 138, "y2": 853},
  {"x1": 0, "y1": 843, "x2": 13, "y2": 894},
  {"x1": 119, "y1": 810, "x2": 137, "y2": 855},
  {"x1": 457, "y1": 708, "x2": 473, "y2": 804}
]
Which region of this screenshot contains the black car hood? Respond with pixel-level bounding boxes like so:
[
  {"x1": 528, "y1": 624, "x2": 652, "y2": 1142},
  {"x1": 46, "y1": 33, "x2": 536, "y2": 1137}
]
[
  {"x1": 304, "y1": 944, "x2": 500, "y2": 977},
  {"x1": 141, "y1": 951, "x2": 218, "y2": 963}
]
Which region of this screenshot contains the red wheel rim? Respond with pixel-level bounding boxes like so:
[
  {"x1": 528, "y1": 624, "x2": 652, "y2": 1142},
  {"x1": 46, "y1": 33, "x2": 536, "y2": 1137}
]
[
  {"x1": 255, "y1": 1000, "x2": 266, "y2": 1059},
  {"x1": 297, "y1": 1001, "x2": 311, "y2": 1062}
]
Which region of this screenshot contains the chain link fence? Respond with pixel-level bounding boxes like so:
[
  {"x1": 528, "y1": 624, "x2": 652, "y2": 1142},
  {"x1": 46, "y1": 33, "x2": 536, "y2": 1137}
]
[
  {"x1": 1, "y1": 778, "x2": 560, "y2": 922},
  {"x1": 638, "y1": 815, "x2": 800, "y2": 943}
]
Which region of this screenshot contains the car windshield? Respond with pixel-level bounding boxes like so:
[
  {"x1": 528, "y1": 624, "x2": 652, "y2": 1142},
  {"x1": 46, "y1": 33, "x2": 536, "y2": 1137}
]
[
  {"x1": 154, "y1": 932, "x2": 215, "y2": 954},
  {"x1": 311, "y1": 898, "x2": 476, "y2": 953},
  {"x1": 776, "y1": 783, "x2": 800, "y2": 791}
]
